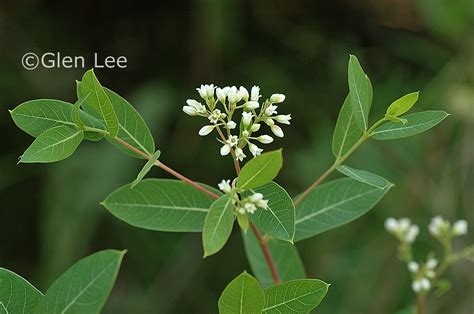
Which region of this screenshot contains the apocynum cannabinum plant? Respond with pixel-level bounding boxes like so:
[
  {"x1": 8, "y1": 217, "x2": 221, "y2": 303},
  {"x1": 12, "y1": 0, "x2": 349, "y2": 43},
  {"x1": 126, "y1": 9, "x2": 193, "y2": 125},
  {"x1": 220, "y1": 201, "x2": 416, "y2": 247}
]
[{"x1": 1, "y1": 55, "x2": 454, "y2": 313}]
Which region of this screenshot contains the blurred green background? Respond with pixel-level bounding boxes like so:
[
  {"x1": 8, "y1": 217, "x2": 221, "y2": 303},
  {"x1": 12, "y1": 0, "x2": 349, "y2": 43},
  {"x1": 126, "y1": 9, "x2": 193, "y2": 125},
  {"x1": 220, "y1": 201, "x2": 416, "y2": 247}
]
[{"x1": 1, "y1": 0, "x2": 473, "y2": 313}]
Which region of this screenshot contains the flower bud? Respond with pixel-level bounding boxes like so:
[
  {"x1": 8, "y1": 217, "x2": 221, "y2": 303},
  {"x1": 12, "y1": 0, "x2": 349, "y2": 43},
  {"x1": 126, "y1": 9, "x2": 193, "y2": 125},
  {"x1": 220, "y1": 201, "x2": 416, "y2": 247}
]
[
  {"x1": 242, "y1": 112, "x2": 253, "y2": 126},
  {"x1": 408, "y1": 262, "x2": 419, "y2": 273},
  {"x1": 238, "y1": 86, "x2": 249, "y2": 101},
  {"x1": 271, "y1": 125, "x2": 284, "y2": 138},
  {"x1": 274, "y1": 114, "x2": 292, "y2": 125},
  {"x1": 227, "y1": 121, "x2": 237, "y2": 129},
  {"x1": 248, "y1": 142, "x2": 263, "y2": 156},
  {"x1": 250, "y1": 124, "x2": 261, "y2": 132},
  {"x1": 270, "y1": 93, "x2": 285, "y2": 103},
  {"x1": 452, "y1": 219, "x2": 468, "y2": 236},
  {"x1": 182, "y1": 106, "x2": 197, "y2": 116},
  {"x1": 198, "y1": 125, "x2": 215, "y2": 136},
  {"x1": 256, "y1": 135, "x2": 273, "y2": 144},
  {"x1": 245, "y1": 101, "x2": 260, "y2": 110},
  {"x1": 250, "y1": 86, "x2": 260, "y2": 101}
]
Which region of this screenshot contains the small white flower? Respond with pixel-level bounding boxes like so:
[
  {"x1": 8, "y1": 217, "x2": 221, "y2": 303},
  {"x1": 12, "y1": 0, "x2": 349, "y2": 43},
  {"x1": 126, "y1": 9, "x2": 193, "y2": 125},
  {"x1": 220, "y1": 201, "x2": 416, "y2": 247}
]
[
  {"x1": 412, "y1": 280, "x2": 422, "y2": 293},
  {"x1": 274, "y1": 114, "x2": 292, "y2": 125},
  {"x1": 220, "y1": 144, "x2": 231, "y2": 156},
  {"x1": 429, "y1": 216, "x2": 448, "y2": 237},
  {"x1": 235, "y1": 147, "x2": 246, "y2": 161},
  {"x1": 227, "y1": 121, "x2": 237, "y2": 129},
  {"x1": 420, "y1": 278, "x2": 431, "y2": 291},
  {"x1": 398, "y1": 218, "x2": 412, "y2": 233},
  {"x1": 238, "y1": 86, "x2": 249, "y2": 101},
  {"x1": 405, "y1": 225, "x2": 419, "y2": 243},
  {"x1": 227, "y1": 86, "x2": 241, "y2": 103},
  {"x1": 242, "y1": 112, "x2": 253, "y2": 126},
  {"x1": 384, "y1": 218, "x2": 398, "y2": 232},
  {"x1": 452, "y1": 219, "x2": 468, "y2": 236},
  {"x1": 249, "y1": 193, "x2": 263, "y2": 202},
  {"x1": 249, "y1": 142, "x2": 263, "y2": 156},
  {"x1": 226, "y1": 135, "x2": 238, "y2": 147},
  {"x1": 216, "y1": 87, "x2": 228, "y2": 104},
  {"x1": 218, "y1": 179, "x2": 232, "y2": 194},
  {"x1": 208, "y1": 109, "x2": 223, "y2": 124},
  {"x1": 265, "y1": 105, "x2": 278, "y2": 116},
  {"x1": 270, "y1": 93, "x2": 285, "y2": 103},
  {"x1": 408, "y1": 262, "x2": 419, "y2": 273},
  {"x1": 199, "y1": 125, "x2": 215, "y2": 136},
  {"x1": 256, "y1": 199, "x2": 268, "y2": 209},
  {"x1": 250, "y1": 86, "x2": 260, "y2": 101},
  {"x1": 197, "y1": 84, "x2": 215, "y2": 99},
  {"x1": 412, "y1": 278, "x2": 430, "y2": 292},
  {"x1": 182, "y1": 106, "x2": 197, "y2": 116},
  {"x1": 250, "y1": 124, "x2": 261, "y2": 132},
  {"x1": 270, "y1": 124, "x2": 284, "y2": 138},
  {"x1": 245, "y1": 101, "x2": 260, "y2": 110},
  {"x1": 256, "y1": 135, "x2": 273, "y2": 144},
  {"x1": 426, "y1": 258, "x2": 438, "y2": 270},
  {"x1": 244, "y1": 202, "x2": 257, "y2": 214},
  {"x1": 426, "y1": 270, "x2": 436, "y2": 279}
]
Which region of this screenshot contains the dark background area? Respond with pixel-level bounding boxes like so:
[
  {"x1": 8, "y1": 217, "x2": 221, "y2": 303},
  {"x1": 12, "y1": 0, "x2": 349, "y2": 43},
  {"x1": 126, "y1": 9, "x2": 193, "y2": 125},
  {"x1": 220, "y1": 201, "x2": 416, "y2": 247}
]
[{"x1": 0, "y1": 0, "x2": 473, "y2": 313}]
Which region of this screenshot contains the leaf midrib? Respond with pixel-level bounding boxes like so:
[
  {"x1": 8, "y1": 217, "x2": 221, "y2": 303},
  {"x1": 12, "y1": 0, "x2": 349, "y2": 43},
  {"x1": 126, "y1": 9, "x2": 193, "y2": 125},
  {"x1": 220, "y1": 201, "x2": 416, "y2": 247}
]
[{"x1": 262, "y1": 286, "x2": 327, "y2": 311}]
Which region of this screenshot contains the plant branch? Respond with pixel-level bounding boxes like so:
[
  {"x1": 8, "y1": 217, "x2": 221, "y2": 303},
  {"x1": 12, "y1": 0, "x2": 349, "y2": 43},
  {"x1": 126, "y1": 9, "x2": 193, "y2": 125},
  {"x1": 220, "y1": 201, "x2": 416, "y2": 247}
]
[
  {"x1": 417, "y1": 294, "x2": 425, "y2": 314},
  {"x1": 294, "y1": 117, "x2": 387, "y2": 206},
  {"x1": 112, "y1": 135, "x2": 280, "y2": 284}
]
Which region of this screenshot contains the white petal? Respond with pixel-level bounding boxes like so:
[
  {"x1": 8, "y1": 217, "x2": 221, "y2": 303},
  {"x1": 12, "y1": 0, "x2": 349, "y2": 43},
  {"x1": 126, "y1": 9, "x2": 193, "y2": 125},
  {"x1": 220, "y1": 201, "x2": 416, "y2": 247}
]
[
  {"x1": 220, "y1": 144, "x2": 231, "y2": 156},
  {"x1": 256, "y1": 135, "x2": 273, "y2": 144},
  {"x1": 270, "y1": 93, "x2": 285, "y2": 103},
  {"x1": 198, "y1": 125, "x2": 215, "y2": 136},
  {"x1": 271, "y1": 125, "x2": 284, "y2": 138},
  {"x1": 183, "y1": 106, "x2": 197, "y2": 116}
]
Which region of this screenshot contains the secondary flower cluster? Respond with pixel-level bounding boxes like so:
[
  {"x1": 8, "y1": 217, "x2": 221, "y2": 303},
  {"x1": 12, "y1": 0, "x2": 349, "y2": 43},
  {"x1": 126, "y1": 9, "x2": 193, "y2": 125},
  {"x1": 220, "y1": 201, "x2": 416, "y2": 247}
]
[
  {"x1": 183, "y1": 84, "x2": 291, "y2": 161},
  {"x1": 408, "y1": 258, "x2": 438, "y2": 292},
  {"x1": 218, "y1": 179, "x2": 268, "y2": 215},
  {"x1": 384, "y1": 217, "x2": 419, "y2": 243},
  {"x1": 429, "y1": 216, "x2": 468, "y2": 238}
]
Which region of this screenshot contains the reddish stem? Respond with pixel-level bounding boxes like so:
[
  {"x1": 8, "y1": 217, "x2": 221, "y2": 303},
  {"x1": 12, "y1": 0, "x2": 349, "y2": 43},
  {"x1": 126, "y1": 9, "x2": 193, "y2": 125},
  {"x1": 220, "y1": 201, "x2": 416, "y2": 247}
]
[
  {"x1": 113, "y1": 136, "x2": 280, "y2": 283},
  {"x1": 250, "y1": 223, "x2": 280, "y2": 283}
]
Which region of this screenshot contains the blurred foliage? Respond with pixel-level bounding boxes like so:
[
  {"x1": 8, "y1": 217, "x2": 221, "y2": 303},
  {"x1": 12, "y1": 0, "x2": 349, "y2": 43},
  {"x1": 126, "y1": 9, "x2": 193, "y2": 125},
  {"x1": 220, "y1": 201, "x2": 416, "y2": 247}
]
[{"x1": 0, "y1": 0, "x2": 473, "y2": 313}]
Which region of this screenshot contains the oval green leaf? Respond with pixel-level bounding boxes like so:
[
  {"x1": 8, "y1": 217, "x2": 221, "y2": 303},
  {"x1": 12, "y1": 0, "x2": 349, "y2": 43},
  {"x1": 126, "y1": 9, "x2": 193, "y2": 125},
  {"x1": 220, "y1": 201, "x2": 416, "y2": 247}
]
[
  {"x1": 371, "y1": 110, "x2": 449, "y2": 140},
  {"x1": 242, "y1": 231, "x2": 306, "y2": 288},
  {"x1": 249, "y1": 182, "x2": 295, "y2": 242},
  {"x1": 263, "y1": 279, "x2": 329, "y2": 313},
  {"x1": 237, "y1": 150, "x2": 283, "y2": 191},
  {"x1": 332, "y1": 95, "x2": 363, "y2": 159},
  {"x1": 218, "y1": 272, "x2": 265, "y2": 314},
  {"x1": 78, "y1": 69, "x2": 119, "y2": 136},
  {"x1": 295, "y1": 178, "x2": 392, "y2": 241},
  {"x1": 35, "y1": 249, "x2": 125, "y2": 314},
  {"x1": 203, "y1": 195, "x2": 235, "y2": 257},
  {"x1": 0, "y1": 268, "x2": 43, "y2": 314},
  {"x1": 348, "y1": 55, "x2": 372, "y2": 131},
  {"x1": 9, "y1": 99, "x2": 105, "y2": 142},
  {"x1": 386, "y1": 91, "x2": 419, "y2": 117},
  {"x1": 336, "y1": 165, "x2": 392, "y2": 190},
  {"x1": 102, "y1": 179, "x2": 220, "y2": 232},
  {"x1": 104, "y1": 88, "x2": 156, "y2": 158},
  {"x1": 19, "y1": 126, "x2": 84, "y2": 163}
]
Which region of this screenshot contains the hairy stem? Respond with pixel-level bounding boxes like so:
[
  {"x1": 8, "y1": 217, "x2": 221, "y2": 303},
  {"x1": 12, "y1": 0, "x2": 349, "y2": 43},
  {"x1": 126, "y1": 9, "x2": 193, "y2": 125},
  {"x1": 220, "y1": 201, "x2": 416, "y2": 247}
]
[
  {"x1": 294, "y1": 117, "x2": 387, "y2": 206},
  {"x1": 112, "y1": 135, "x2": 280, "y2": 283}
]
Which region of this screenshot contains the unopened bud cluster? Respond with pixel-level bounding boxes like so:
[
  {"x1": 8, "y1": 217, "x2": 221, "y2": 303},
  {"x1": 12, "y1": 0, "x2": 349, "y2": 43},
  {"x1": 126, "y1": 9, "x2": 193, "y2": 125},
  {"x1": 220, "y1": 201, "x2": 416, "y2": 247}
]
[
  {"x1": 429, "y1": 216, "x2": 468, "y2": 239},
  {"x1": 183, "y1": 84, "x2": 290, "y2": 161},
  {"x1": 218, "y1": 179, "x2": 268, "y2": 215},
  {"x1": 384, "y1": 217, "x2": 419, "y2": 243},
  {"x1": 408, "y1": 258, "x2": 438, "y2": 292}
]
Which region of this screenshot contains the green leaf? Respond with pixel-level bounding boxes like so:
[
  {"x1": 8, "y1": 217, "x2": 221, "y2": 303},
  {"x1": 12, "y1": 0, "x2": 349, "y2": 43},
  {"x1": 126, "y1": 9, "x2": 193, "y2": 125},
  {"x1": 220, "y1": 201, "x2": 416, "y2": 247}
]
[
  {"x1": 78, "y1": 69, "x2": 119, "y2": 136},
  {"x1": 71, "y1": 92, "x2": 92, "y2": 129},
  {"x1": 102, "y1": 179, "x2": 220, "y2": 232},
  {"x1": 295, "y1": 178, "x2": 392, "y2": 241},
  {"x1": 104, "y1": 88, "x2": 156, "y2": 158},
  {"x1": 203, "y1": 195, "x2": 235, "y2": 257},
  {"x1": 371, "y1": 110, "x2": 449, "y2": 140},
  {"x1": 35, "y1": 250, "x2": 125, "y2": 314},
  {"x1": 131, "y1": 150, "x2": 161, "y2": 188},
  {"x1": 218, "y1": 272, "x2": 265, "y2": 314},
  {"x1": 332, "y1": 95, "x2": 363, "y2": 159},
  {"x1": 386, "y1": 91, "x2": 419, "y2": 117},
  {"x1": 348, "y1": 55, "x2": 372, "y2": 131},
  {"x1": 19, "y1": 126, "x2": 84, "y2": 163},
  {"x1": 336, "y1": 165, "x2": 392, "y2": 190},
  {"x1": 9, "y1": 99, "x2": 105, "y2": 141},
  {"x1": 262, "y1": 279, "x2": 329, "y2": 313},
  {"x1": 237, "y1": 150, "x2": 283, "y2": 191},
  {"x1": 249, "y1": 182, "x2": 295, "y2": 242},
  {"x1": 242, "y1": 231, "x2": 306, "y2": 288},
  {"x1": 0, "y1": 268, "x2": 43, "y2": 313}
]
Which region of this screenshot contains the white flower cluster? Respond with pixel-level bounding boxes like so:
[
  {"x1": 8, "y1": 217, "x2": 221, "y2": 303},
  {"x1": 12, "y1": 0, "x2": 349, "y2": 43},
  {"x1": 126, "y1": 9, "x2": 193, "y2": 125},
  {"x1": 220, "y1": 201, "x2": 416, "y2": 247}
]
[
  {"x1": 218, "y1": 179, "x2": 268, "y2": 215},
  {"x1": 429, "y1": 216, "x2": 468, "y2": 238},
  {"x1": 384, "y1": 217, "x2": 419, "y2": 243},
  {"x1": 183, "y1": 84, "x2": 291, "y2": 161},
  {"x1": 408, "y1": 258, "x2": 438, "y2": 293}
]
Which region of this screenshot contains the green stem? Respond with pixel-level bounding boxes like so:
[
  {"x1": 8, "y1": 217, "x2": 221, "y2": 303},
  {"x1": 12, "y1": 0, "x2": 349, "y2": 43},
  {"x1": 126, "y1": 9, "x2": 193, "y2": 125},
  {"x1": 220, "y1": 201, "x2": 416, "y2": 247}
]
[
  {"x1": 294, "y1": 117, "x2": 387, "y2": 206},
  {"x1": 82, "y1": 126, "x2": 110, "y2": 136}
]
